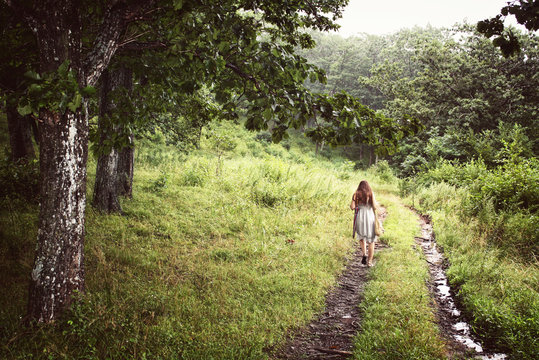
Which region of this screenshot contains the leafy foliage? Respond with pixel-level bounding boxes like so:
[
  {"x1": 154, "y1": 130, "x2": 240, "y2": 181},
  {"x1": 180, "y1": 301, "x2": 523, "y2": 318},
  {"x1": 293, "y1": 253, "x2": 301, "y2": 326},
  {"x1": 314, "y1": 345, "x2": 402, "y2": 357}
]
[
  {"x1": 16, "y1": 62, "x2": 96, "y2": 117},
  {"x1": 359, "y1": 25, "x2": 538, "y2": 176},
  {"x1": 0, "y1": 153, "x2": 39, "y2": 202},
  {"x1": 477, "y1": 0, "x2": 539, "y2": 57}
]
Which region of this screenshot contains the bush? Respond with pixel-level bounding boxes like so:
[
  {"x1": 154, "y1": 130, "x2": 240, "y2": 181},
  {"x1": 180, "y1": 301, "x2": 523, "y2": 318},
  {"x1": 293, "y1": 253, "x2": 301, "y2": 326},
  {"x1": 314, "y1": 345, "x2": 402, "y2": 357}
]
[
  {"x1": 150, "y1": 170, "x2": 168, "y2": 193},
  {"x1": 250, "y1": 181, "x2": 287, "y2": 207},
  {"x1": 178, "y1": 158, "x2": 210, "y2": 187},
  {"x1": 255, "y1": 131, "x2": 272, "y2": 143},
  {"x1": 258, "y1": 159, "x2": 289, "y2": 183},
  {"x1": 501, "y1": 211, "x2": 539, "y2": 259},
  {"x1": 468, "y1": 158, "x2": 539, "y2": 213},
  {"x1": 179, "y1": 168, "x2": 205, "y2": 187},
  {"x1": 369, "y1": 160, "x2": 396, "y2": 183},
  {"x1": 0, "y1": 155, "x2": 39, "y2": 202},
  {"x1": 417, "y1": 159, "x2": 488, "y2": 188}
]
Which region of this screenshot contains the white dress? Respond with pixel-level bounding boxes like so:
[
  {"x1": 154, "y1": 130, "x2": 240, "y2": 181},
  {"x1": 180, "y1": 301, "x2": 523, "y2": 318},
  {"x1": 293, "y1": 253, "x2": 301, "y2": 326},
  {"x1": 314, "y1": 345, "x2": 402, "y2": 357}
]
[{"x1": 355, "y1": 205, "x2": 376, "y2": 243}]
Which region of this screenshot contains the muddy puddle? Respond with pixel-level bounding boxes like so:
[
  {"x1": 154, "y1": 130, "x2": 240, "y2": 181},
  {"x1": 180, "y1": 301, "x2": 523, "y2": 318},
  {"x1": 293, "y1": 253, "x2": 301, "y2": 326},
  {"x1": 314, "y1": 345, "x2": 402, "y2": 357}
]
[{"x1": 417, "y1": 215, "x2": 507, "y2": 360}]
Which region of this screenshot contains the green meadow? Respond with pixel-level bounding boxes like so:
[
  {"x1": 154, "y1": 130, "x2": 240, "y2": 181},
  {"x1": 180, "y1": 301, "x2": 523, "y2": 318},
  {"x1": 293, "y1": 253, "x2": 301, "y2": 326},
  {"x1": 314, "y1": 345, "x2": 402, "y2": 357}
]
[{"x1": 1, "y1": 120, "x2": 537, "y2": 359}]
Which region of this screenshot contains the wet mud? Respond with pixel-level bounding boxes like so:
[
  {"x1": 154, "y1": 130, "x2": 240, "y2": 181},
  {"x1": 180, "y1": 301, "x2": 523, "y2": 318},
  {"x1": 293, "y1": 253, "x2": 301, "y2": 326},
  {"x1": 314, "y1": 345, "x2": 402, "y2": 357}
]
[{"x1": 416, "y1": 213, "x2": 507, "y2": 360}]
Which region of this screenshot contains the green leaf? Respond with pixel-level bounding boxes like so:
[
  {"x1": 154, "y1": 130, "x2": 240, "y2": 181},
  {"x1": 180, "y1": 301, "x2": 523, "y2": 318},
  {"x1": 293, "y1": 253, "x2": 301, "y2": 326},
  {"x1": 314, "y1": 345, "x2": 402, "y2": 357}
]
[
  {"x1": 80, "y1": 86, "x2": 97, "y2": 97},
  {"x1": 173, "y1": 0, "x2": 184, "y2": 10},
  {"x1": 28, "y1": 83, "x2": 42, "y2": 96},
  {"x1": 17, "y1": 103, "x2": 33, "y2": 116},
  {"x1": 263, "y1": 107, "x2": 273, "y2": 120},
  {"x1": 57, "y1": 60, "x2": 69, "y2": 78},
  {"x1": 24, "y1": 71, "x2": 41, "y2": 81},
  {"x1": 67, "y1": 94, "x2": 82, "y2": 112}
]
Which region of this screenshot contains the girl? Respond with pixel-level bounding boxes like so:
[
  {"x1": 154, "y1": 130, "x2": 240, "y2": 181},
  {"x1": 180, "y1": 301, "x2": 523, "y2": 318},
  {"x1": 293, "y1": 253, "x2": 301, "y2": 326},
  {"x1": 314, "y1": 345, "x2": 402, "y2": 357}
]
[{"x1": 350, "y1": 180, "x2": 378, "y2": 267}]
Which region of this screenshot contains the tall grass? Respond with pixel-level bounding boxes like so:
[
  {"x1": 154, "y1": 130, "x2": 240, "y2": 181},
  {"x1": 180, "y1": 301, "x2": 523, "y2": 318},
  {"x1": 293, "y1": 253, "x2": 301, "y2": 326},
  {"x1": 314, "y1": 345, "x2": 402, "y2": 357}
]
[
  {"x1": 0, "y1": 119, "x2": 482, "y2": 359},
  {"x1": 0, "y1": 121, "x2": 367, "y2": 359}
]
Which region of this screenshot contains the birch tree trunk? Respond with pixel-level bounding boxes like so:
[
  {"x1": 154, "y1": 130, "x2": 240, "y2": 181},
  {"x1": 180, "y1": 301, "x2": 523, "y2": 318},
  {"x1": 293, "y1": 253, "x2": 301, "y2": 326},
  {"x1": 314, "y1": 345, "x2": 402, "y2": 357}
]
[
  {"x1": 21, "y1": 0, "x2": 130, "y2": 322},
  {"x1": 25, "y1": 1, "x2": 89, "y2": 323}
]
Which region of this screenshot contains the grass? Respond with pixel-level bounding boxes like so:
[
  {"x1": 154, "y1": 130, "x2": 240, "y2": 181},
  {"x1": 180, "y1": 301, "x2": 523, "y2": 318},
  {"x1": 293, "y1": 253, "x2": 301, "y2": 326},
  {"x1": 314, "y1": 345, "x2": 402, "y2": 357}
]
[
  {"x1": 2, "y1": 118, "x2": 534, "y2": 359},
  {"x1": 0, "y1": 121, "x2": 365, "y2": 359},
  {"x1": 352, "y1": 192, "x2": 446, "y2": 360}
]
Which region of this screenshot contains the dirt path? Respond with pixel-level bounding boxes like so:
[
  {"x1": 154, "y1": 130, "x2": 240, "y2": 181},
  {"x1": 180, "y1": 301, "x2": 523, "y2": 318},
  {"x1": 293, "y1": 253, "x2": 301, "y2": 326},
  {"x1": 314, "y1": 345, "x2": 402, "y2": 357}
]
[
  {"x1": 272, "y1": 205, "x2": 508, "y2": 360},
  {"x1": 272, "y1": 208, "x2": 388, "y2": 360}
]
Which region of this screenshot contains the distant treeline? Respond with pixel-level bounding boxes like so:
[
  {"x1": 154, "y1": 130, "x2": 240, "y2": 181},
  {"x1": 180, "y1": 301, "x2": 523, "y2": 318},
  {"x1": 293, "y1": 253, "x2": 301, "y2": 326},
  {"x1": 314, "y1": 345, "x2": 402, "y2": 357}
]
[{"x1": 300, "y1": 24, "x2": 538, "y2": 176}]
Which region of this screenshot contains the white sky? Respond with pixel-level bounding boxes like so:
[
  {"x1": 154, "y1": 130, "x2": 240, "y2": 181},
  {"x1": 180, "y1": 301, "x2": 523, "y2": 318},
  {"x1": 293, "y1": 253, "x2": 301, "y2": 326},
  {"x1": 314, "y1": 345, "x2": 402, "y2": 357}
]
[{"x1": 335, "y1": 0, "x2": 520, "y2": 36}]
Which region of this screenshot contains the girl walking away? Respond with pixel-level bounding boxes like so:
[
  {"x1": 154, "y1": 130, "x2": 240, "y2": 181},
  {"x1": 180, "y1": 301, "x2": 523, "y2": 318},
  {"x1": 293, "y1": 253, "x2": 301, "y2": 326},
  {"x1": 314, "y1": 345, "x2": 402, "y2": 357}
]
[{"x1": 350, "y1": 180, "x2": 379, "y2": 267}]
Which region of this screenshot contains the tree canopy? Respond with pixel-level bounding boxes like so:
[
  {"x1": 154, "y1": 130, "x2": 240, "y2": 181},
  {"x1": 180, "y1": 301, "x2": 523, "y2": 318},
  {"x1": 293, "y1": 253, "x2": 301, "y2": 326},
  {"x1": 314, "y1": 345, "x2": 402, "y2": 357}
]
[{"x1": 1, "y1": 0, "x2": 424, "y2": 323}]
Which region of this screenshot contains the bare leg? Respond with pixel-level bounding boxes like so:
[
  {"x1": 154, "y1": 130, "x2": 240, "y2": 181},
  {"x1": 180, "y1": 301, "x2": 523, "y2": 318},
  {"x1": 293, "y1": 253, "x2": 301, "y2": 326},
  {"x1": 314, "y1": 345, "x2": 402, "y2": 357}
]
[
  {"x1": 367, "y1": 242, "x2": 375, "y2": 266},
  {"x1": 360, "y1": 239, "x2": 366, "y2": 256}
]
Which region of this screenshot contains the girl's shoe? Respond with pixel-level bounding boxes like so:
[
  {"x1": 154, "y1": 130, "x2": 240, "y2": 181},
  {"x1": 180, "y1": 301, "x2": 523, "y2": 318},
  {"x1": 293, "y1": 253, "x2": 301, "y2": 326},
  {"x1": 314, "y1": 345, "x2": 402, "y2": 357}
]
[
  {"x1": 367, "y1": 262, "x2": 374, "y2": 267},
  {"x1": 361, "y1": 256, "x2": 367, "y2": 265}
]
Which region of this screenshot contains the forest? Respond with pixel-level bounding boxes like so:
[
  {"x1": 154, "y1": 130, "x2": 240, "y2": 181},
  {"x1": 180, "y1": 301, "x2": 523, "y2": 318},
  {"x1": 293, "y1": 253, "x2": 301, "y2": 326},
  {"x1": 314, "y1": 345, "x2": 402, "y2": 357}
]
[{"x1": 0, "y1": 0, "x2": 537, "y2": 359}]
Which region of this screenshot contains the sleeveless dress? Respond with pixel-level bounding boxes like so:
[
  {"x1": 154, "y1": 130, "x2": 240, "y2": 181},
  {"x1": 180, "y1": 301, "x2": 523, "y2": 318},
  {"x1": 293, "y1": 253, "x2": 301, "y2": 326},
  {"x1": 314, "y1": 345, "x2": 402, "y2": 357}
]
[{"x1": 355, "y1": 205, "x2": 376, "y2": 243}]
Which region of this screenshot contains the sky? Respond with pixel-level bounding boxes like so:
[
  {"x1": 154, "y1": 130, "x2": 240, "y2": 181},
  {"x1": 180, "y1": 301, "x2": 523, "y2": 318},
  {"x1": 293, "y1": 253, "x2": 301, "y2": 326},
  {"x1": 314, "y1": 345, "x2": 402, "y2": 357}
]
[{"x1": 335, "y1": 0, "x2": 520, "y2": 36}]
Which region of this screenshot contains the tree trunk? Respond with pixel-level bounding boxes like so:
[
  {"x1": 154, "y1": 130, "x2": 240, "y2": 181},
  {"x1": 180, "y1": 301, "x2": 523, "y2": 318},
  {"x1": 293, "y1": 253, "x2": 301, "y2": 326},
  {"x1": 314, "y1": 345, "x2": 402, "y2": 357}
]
[
  {"x1": 93, "y1": 70, "x2": 120, "y2": 212},
  {"x1": 7, "y1": 0, "x2": 134, "y2": 323},
  {"x1": 27, "y1": 106, "x2": 88, "y2": 323},
  {"x1": 94, "y1": 148, "x2": 121, "y2": 212},
  {"x1": 6, "y1": 104, "x2": 35, "y2": 162},
  {"x1": 117, "y1": 139, "x2": 134, "y2": 198},
  {"x1": 93, "y1": 66, "x2": 133, "y2": 210},
  {"x1": 25, "y1": 2, "x2": 88, "y2": 323},
  {"x1": 116, "y1": 68, "x2": 134, "y2": 198}
]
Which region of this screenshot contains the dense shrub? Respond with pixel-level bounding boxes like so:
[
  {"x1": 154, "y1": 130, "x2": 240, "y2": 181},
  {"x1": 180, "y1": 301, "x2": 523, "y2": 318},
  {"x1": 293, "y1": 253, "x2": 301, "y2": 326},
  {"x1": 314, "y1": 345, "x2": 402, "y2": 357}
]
[
  {"x1": 369, "y1": 160, "x2": 396, "y2": 183},
  {"x1": 417, "y1": 159, "x2": 488, "y2": 187},
  {"x1": 0, "y1": 155, "x2": 39, "y2": 202},
  {"x1": 416, "y1": 158, "x2": 538, "y2": 214},
  {"x1": 258, "y1": 159, "x2": 289, "y2": 183},
  {"x1": 410, "y1": 156, "x2": 538, "y2": 260},
  {"x1": 255, "y1": 131, "x2": 272, "y2": 143},
  {"x1": 468, "y1": 158, "x2": 539, "y2": 213},
  {"x1": 250, "y1": 181, "x2": 287, "y2": 207}
]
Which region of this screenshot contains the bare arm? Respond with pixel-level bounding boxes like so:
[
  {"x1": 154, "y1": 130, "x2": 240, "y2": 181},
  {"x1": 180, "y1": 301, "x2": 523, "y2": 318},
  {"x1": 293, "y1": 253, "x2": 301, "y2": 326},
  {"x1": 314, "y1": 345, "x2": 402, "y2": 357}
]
[{"x1": 350, "y1": 194, "x2": 356, "y2": 210}]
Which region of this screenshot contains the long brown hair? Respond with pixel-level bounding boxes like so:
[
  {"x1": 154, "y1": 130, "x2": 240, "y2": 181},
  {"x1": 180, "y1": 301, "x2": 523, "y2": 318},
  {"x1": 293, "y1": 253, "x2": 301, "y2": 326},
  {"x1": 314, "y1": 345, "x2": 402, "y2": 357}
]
[{"x1": 353, "y1": 180, "x2": 374, "y2": 207}]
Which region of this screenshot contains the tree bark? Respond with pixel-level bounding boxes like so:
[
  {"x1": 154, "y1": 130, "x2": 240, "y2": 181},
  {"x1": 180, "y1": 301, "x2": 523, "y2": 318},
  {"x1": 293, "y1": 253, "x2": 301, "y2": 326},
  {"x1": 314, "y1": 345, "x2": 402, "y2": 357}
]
[
  {"x1": 27, "y1": 106, "x2": 88, "y2": 323},
  {"x1": 25, "y1": 1, "x2": 88, "y2": 323},
  {"x1": 93, "y1": 148, "x2": 121, "y2": 212},
  {"x1": 6, "y1": 104, "x2": 35, "y2": 162},
  {"x1": 116, "y1": 67, "x2": 134, "y2": 198},
  {"x1": 93, "y1": 66, "x2": 133, "y2": 211},
  {"x1": 117, "y1": 139, "x2": 134, "y2": 198},
  {"x1": 93, "y1": 70, "x2": 121, "y2": 212}
]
